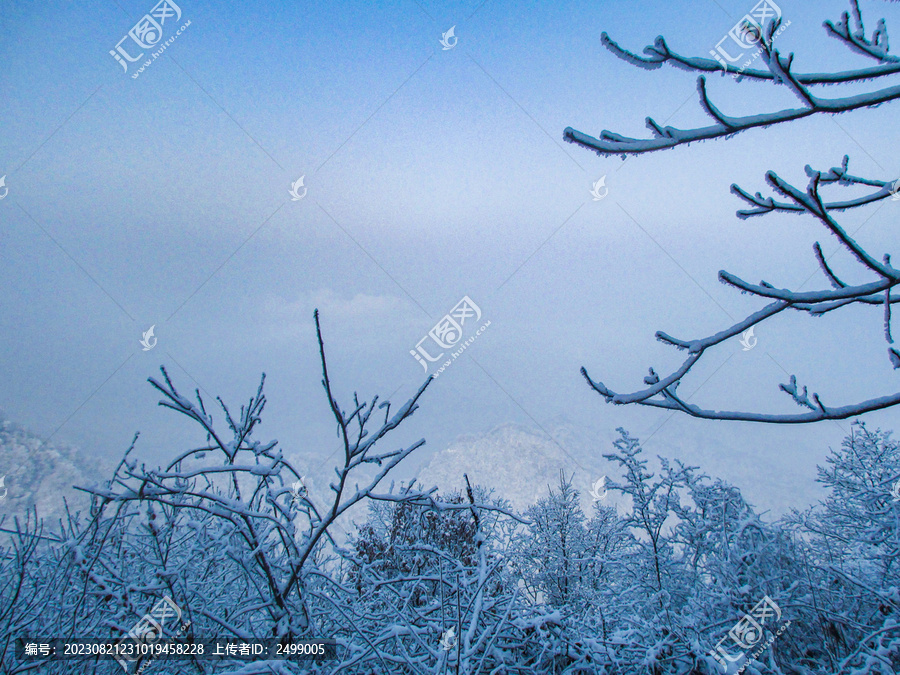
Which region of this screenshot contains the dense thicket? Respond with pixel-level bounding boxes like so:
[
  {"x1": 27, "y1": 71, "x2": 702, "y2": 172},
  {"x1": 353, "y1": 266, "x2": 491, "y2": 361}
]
[{"x1": 1, "y1": 404, "x2": 897, "y2": 673}]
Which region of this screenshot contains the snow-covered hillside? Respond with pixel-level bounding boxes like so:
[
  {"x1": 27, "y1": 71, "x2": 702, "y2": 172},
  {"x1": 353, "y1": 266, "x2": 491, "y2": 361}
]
[
  {"x1": 414, "y1": 422, "x2": 615, "y2": 513},
  {"x1": 0, "y1": 414, "x2": 107, "y2": 521},
  {"x1": 413, "y1": 420, "x2": 825, "y2": 517}
]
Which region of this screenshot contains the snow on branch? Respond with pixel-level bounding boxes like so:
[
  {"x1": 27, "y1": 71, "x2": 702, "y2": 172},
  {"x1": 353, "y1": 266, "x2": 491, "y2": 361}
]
[
  {"x1": 582, "y1": 159, "x2": 900, "y2": 423},
  {"x1": 77, "y1": 310, "x2": 440, "y2": 645},
  {"x1": 825, "y1": 0, "x2": 899, "y2": 64},
  {"x1": 732, "y1": 155, "x2": 896, "y2": 218},
  {"x1": 564, "y1": 2, "x2": 900, "y2": 156}
]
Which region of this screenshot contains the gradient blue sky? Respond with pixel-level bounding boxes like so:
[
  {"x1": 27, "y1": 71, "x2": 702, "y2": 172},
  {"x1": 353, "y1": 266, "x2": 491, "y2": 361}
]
[{"x1": 2, "y1": 0, "x2": 899, "y2": 514}]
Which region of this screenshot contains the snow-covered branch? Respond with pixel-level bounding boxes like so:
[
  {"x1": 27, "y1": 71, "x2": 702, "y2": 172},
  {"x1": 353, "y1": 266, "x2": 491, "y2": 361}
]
[
  {"x1": 564, "y1": 2, "x2": 900, "y2": 156},
  {"x1": 582, "y1": 160, "x2": 900, "y2": 422},
  {"x1": 72, "y1": 310, "x2": 439, "y2": 654}
]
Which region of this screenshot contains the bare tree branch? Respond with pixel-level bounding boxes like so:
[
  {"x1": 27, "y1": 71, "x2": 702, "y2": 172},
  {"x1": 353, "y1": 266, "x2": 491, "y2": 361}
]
[
  {"x1": 564, "y1": 3, "x2": 900, "y2": 156},
  {"x1": 580, "y1": 160, "x2": 900, "y2": 422}
]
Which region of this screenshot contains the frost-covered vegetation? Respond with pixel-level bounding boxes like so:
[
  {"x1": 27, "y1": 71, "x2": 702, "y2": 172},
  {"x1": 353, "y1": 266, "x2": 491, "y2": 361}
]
[
  {"x1": 569, "y1": 0, "x2": 900, "y2": 422},
  {"x1": 1, "y1": 323, "x2": 898, "y2": 673},
  {"x1": 4, "y1": 2, "x2": 900, "y2": 672}
]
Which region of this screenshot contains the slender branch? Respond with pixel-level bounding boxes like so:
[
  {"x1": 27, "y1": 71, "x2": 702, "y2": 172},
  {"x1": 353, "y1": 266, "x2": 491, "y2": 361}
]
[
  {"x1": 564, "y1": 81, "x2": 900, "y2": 156},
  {"x1": 566, "y1": 3, "x2": 900, "y2": 156},
  {"x1": 580, "y1": 161, "x2": 900, "y2": 423}
]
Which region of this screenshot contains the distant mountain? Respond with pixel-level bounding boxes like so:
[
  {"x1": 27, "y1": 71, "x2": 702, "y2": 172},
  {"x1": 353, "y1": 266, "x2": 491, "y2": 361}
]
[
  {"x1": 0, "y1": 414, "x2": 108, "y2": 523},
  {"x1": 412, "y1": 419, "x2": 827, "y2": 518},
  {"x1": 0, "y1": 406, "x2": 827, "y2": 532},
  {"x1": 413, "y1": 422, "x2": 615, "y2": 513}
]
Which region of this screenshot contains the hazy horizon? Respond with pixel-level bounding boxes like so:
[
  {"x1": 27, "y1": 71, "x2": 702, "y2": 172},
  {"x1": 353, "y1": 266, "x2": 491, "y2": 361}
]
[{"x1": 3, "y1": 0, "x2": 899, "y2": 519}]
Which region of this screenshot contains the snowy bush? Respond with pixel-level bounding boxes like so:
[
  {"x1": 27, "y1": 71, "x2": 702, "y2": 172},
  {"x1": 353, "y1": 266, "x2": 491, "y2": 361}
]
[{"x1": 0, "y1": 368, "x2": 898, "y2": 672}]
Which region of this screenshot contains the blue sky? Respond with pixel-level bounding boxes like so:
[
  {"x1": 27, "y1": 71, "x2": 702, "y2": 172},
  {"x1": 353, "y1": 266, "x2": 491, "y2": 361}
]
[{"x1": 2, "y1": 0, "x2": 899, "y2": 514}]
